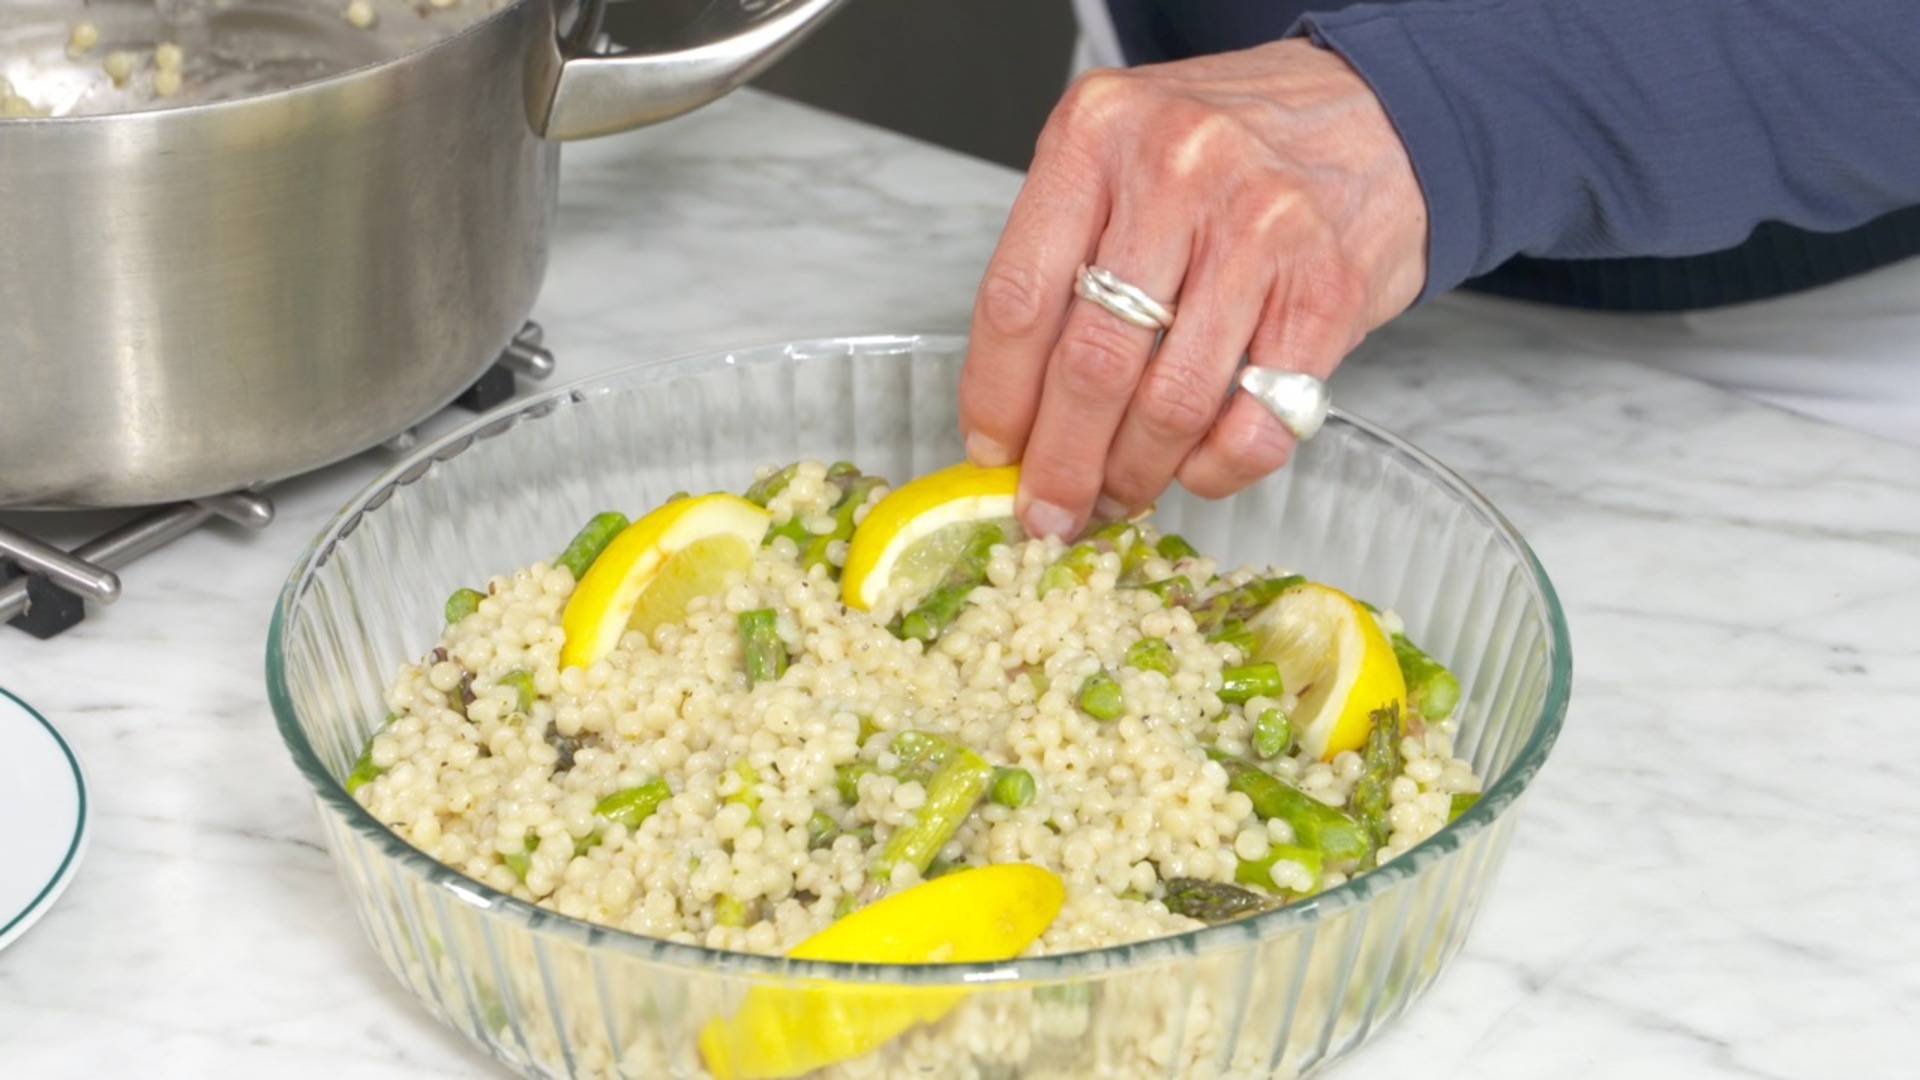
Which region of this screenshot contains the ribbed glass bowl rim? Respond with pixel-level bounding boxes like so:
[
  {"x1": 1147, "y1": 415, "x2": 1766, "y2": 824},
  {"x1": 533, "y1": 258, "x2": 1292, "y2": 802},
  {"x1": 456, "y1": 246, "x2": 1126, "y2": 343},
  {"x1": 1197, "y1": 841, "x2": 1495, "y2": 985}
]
[{"x1": 267, "y1": 332, "x2": 1572, "y2": 988}]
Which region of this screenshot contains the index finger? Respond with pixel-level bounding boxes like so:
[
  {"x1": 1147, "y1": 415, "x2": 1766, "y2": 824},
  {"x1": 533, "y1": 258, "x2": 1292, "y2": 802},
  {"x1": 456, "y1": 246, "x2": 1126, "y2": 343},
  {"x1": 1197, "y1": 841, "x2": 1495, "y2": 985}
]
[{"x1": 957, "y1": 83, "x2": 1116, "y2": 468}]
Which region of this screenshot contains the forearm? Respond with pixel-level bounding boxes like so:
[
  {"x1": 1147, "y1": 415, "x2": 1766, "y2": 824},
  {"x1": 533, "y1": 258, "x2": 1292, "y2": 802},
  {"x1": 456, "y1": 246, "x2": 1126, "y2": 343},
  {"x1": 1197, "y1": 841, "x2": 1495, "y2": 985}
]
[{"x1": 1296, "y1": 0, "x2": 1920, "y2": 299}]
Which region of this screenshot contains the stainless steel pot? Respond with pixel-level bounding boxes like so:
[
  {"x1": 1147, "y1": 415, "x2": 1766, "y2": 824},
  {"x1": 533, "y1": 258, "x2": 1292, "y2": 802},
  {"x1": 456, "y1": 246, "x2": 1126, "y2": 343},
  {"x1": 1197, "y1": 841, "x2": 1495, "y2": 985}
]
[{"x1": 0, "y1": 0, "x2": 845, "y2": 508}]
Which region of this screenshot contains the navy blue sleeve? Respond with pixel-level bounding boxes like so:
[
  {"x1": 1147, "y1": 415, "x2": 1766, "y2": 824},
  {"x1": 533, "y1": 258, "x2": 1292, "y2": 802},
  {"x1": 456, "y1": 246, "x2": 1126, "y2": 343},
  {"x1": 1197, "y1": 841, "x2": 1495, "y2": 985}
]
[{"x1": 1292, "y1": 0, "x2": 1920, "y2": 301}]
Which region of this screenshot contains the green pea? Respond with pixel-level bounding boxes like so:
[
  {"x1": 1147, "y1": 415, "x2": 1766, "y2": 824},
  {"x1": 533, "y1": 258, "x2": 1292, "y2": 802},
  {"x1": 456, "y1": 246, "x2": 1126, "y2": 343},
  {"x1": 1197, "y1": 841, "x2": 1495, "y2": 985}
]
[
  {"x1": 1077, "y1": 670, "x2": 1124, "y2": 721},
  {"x1": 444, "y1": 587, "x2": 485, "y2": 624},
  {"x1": 989, "y1": 766, "x2": 1037, "y2": 808},
  {"x1": 1125, "y1": 636, "x2": 1175, "y2": 675},
  {"x1": 1253, "y1": 707, "x2": 1294, "y2": 759}
]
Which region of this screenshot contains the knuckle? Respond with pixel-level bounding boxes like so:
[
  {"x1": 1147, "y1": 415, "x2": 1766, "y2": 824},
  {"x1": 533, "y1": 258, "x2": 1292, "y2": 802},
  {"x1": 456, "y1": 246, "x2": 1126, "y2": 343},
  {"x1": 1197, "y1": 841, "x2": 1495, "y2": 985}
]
[
  {"x1": 1256, "y1": 255, "x2": 1367, "y2": 359},
  {"x1": 1290, "y1": 257, "x2": 1367, "y2": 328},
  {"x1": 1054, "y1": 69, "x2": 1128, "y2": 129},
  {"x1": 1179, "y1": 418, "x2": 1292, "y2": 500},
  {"x1": 1025, "y1": 457, "x2": 1094, "y2": 505},
  {"x1": 1246, "y1": 189, "x2": 1305, "y2": 237},
  {"x1": 1162, "y1": 110, "x2": 1237, "y2": 182},
  {"x1": 1135, "y1": 365, "x2": 1224, "y2": 442},
  {"x1": 1101, "y1": 458, "x2": 1167, "y2": 510},
  {"x1": 974, "y1": 264, "x2": 1052, "y2": 341},
  {"x1": 1038, "y1": 71, "x2": 1137, "y2": 172},
  {"x1": 1054, "y1": 320, "x2": 1146, "y2": 399}
]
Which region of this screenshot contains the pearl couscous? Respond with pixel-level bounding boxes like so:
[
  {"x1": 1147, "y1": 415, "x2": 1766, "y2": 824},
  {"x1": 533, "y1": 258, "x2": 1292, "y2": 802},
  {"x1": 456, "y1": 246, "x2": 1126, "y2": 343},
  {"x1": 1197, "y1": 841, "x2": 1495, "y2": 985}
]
[{"x1": 351, "y1": 460, "x2": 1480, "y2": 959}]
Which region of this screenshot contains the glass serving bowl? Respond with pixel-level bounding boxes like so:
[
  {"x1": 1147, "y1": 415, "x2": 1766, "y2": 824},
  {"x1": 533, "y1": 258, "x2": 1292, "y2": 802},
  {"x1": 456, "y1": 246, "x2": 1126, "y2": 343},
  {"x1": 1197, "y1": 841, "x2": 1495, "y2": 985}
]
[{"x1": 268, "y1": 333, "x2": 1571, "y2": 1080}]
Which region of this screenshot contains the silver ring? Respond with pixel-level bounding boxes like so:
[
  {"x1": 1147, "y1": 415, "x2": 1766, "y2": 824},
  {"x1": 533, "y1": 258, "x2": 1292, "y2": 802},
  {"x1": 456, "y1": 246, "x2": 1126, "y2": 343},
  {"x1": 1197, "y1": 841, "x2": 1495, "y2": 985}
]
[
  {"x1": 1237, "y1": 367, "x2": 1331, "y2": 441},
  {"x1": 1074, "y1": 263, "x2": 1175, "y2": 330}
]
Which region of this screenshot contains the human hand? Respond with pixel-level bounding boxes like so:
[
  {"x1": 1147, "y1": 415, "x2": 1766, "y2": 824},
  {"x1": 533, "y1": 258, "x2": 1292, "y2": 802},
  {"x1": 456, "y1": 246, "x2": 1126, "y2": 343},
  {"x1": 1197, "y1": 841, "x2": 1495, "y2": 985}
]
[{"x1": 957, "y1": 38, "x2": 1429, "y2": 539}]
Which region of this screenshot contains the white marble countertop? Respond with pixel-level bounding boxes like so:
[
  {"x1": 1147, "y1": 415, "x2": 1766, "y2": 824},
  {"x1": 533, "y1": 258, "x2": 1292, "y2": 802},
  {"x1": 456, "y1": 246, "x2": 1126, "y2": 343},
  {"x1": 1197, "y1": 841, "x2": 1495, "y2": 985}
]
[{"x1": 3, "y1": 90, "x2": 1918, "y2": 1079}]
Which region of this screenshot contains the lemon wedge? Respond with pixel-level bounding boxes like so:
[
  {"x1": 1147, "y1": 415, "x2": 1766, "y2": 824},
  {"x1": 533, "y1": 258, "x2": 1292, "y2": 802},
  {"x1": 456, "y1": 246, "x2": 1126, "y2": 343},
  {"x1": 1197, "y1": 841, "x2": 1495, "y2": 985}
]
[
  {"x1": 558, "y1": 493, "x2": 771, "y2": 669},
  {"x1": 840, "y1": 462, "x2": 1022, "y2": 612},
  {"x1": 1246, "y1": 581, "x2": 1407, "y2": 761},
  {"x1": 698, "y1": 864, "x2": 1065, "y2": 1080}
]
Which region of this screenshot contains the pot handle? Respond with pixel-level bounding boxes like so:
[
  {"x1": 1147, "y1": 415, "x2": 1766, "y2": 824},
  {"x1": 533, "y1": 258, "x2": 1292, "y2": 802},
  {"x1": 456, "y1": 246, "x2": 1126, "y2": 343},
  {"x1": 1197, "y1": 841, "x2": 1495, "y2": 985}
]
[{"x1": 538, "y1": 0, "x2": 851, "y2": 141}]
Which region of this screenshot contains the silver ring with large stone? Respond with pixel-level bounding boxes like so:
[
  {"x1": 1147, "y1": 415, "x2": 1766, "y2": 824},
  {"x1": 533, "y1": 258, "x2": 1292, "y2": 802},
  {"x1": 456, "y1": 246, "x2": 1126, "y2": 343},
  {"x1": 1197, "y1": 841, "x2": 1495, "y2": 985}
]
[
  {"x1": 1236, "y1": 367, "x2": 1331, "y2": 441},
  {"x1": 1075, "y1": 263, "x2": 1175, "y2": 330}
]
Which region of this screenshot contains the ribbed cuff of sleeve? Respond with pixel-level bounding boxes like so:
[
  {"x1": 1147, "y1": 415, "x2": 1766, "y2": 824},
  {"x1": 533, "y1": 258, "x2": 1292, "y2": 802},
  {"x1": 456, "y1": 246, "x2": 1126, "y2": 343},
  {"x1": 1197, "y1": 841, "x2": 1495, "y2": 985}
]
[{"x1": 1289, "y1": 10, "x2": 1487, "y2": 304}]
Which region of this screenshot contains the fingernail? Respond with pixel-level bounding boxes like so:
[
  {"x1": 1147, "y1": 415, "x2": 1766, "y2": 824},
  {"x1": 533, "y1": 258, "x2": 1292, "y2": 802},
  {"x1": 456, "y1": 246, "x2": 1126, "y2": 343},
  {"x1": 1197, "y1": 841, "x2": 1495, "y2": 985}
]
[
  {"x1": 966, "y1": 430, "x2": 1014, "y2": 468},
  {"x1": 1022, "y1": 498, "x2": 1078, "y2": 541},
  {"x1": 1093, "y1": 495, "x2": 1129, "y2": 523}
]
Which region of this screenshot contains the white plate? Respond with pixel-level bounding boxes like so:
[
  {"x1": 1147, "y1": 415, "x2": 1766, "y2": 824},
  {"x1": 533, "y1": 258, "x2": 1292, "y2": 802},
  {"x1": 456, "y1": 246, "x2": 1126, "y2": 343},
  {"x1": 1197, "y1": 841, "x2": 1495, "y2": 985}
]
[{"x1": 0, "y1": 688, "x2": 89, "y2": 953}]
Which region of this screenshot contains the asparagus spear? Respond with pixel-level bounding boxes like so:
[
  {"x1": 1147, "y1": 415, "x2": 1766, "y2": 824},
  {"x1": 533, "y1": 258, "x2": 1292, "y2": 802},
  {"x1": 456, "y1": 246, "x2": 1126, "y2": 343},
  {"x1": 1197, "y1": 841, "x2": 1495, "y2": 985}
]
[
  {"x1": 1234, "y1": 842, "x2": 1324, "y2": 895},
  {"x1": 1087, "y1": 519, "x2": 1138, "y2": 549},
  {"x1": 738, "y1": 608, "x2": 788, "y2": 686},
  {"x1": 343, "y1": 713, "x2": 398, "y2": 795},
  {"x1": 868, "y1": 734, "x2": 994, "y2": 887},
  {"x1": 801, "y1": 473, "x2": 886, "y2": 573},
  {"x1": 1154, "y1": 533, "x2": 1199, "y2": 562},
  {"x1": 444, "y1": 587, "x2": 485, "y2": 624},
  {"x1": 893, "y1": 522, "x2": 1001, "y2": 643},
  {"x1": 887, "y1": 730, "x2": 950, "y2": 782},
  {"x1": 1207, "y1": 749, "x2": 1372, "y2": 863},
  {"x1": 497, "y1": 669, "x2": 536, "y2": 715},
  {"x1": 835, "y1": 762, "x2": 874, "y2": 805},
  {"x1": 714, "y1": 894, "x2": 751, "y2": 928},
  {"x1": 1348, "y1": 702, "x2": 1405, "y2": 850},
  {"x1": 595, "y1": 778, "x2": 672, "y2": 830},
  {"x1": 742, "y1": 462, "x2": 800, "y2": 507},
  {"x1": 725, "y1": 759, "x2": 761, "y2": 823},
  {"x1": 1392, "y1": 633, "x2": 1461, "y2": 721},
  {"x1": 1116, "y1": 526, "x2": 1154, "y2": 584},
  {"x1": 1448, "y1": 792, "x2": 1481, "y2": 822},
  {"x1": 807, "y1": 810, "x2": 841, "y2": 849},
  {"x1": 345, "y1": 744, "x2": 384, "y2": 795},
  {"x1": 1036, "y1": 563, "x2": 1081, "y2": 599},
  {"x1": 1352, "y1": 595, "x2": 1461, "y2": 723},
  {"x1": 503, "y1": 835, "x2": 539, "y2": 881},
  {"x1": 1219, "y1": 661, "x2": 1283, "y2": 704},
  {"x1": 1161, "y1": 877, "x2": 1275, "y2": 924},
  {"x1": 1036, "y1": 522, "x2": 1135, "y2": 596},
  {"x1": 1191, "y1": 574, "x2": 1305, "y2": 636},
  {"x1": 764, "y1": 515, "x2": 814, "y2": 548},
  {"x1": 1207, "y1": 619, "x2": 1256, "y2": 657},
  {"x1": 895, "y1": 584, "x2": 972, "y2": 643},
  {"x1": 1132, "y1": 574, "x2": 1197, "y2": 608},
  {"x1": 554, "y1": 510, "x2": 630, "y2": 580}
]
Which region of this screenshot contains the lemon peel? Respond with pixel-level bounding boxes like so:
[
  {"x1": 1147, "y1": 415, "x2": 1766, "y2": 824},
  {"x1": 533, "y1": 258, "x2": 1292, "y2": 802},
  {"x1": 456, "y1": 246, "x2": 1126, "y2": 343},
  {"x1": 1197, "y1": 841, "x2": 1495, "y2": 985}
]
[
  {"x1": 1246, "y1": 581, "x2": 1407, "y2": 761},
  {"x1": 840, "y1": 462, "x2": 1021, "y2": 612},
  {"x1": 698, "y1": 864, "x2": 1065, "y2": 1080},
  {"x1": 558, "y1": 493, "x2": 771, "y2": 669}
]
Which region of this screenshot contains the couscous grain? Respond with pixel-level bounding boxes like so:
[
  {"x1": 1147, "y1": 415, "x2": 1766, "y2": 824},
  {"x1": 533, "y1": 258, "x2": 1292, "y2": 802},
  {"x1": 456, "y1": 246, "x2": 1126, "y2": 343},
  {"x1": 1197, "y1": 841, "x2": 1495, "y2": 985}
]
[{"x1": 353, "y1": 460, "x2": 1480, "y2": 959}]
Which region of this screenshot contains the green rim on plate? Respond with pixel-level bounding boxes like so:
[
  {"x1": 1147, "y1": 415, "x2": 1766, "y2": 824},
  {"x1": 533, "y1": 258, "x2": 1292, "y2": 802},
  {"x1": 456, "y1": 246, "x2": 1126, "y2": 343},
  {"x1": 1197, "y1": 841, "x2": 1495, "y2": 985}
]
[{"x1": 0, "y1": 687, "x2": 89, "y2": 950}]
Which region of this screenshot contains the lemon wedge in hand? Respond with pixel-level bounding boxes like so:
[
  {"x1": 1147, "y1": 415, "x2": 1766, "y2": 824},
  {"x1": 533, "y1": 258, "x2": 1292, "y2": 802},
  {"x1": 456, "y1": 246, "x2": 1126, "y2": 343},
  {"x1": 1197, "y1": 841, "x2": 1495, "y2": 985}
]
[
  {"x1": 840, "y1": 462, "x2": 1021, "y2": 612},
  {"x1": 1246, "y1": 581, "x2": 1407, "y2": 761},
  {"x1": 698, "y1": 863, "x2": 1065, "y2": 1080},
  {"x1": 558, "y1": 492, "x2": 771, "y2": 669}
]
